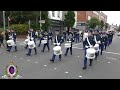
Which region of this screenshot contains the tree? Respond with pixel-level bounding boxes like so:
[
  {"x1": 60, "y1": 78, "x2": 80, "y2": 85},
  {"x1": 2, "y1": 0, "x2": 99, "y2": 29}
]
[
  {"x1": 64, "y1": 11, "x2": 75, "y2": 34},
  {"x1": 41, "y1": 11, "x2": 51, "y2": 31},
  {"x1": 99, "y1": 20, "x2": 104, "y2": 30},
  {"x1": 88, "y1": 17, "x2": 100, "y2": 29},
  {"x1": 105, "y1": 23, "x2": 109, "y2": 31}
]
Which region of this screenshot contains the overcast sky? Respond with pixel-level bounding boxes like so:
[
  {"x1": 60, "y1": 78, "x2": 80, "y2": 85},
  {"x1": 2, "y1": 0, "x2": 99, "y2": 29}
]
[{"x1": 103, "y1": 11, "x2": 120, "y2": 26}]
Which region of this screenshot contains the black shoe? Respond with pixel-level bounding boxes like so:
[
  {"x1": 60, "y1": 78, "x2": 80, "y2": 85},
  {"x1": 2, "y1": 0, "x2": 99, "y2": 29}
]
[
  {"x1": 89, "y1": 64, "x2": 92, "y2": 66},
  {"x1": 7, "y1": 50, "x2": 10, "y2": 52},
  {"x1": 82, "y1": 67, "x2": 87, "y2": 70},
  {"x1": 26, "y1": 54, "x2": 30, "y2": 56},
  {"x1": 41, "y1": 50, "x2": 44, "y2": 52},
  {"x1": 59, "y1": 59, "x2": 61, "y2": 61},
  {"x1": 50, "y1": 59, "x2": 54, "y2": 62}
]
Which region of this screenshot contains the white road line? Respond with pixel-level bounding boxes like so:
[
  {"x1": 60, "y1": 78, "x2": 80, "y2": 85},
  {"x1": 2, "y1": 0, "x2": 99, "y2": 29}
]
[
  {"x1": 72, "y1": 43, "x2": 82, "y2": 46},
  {"x1": 103, "y1": 51, "x2": 120, "y2": 56},
  {"x1": 72, "y1": 47, "x2": 83, "y2": 49}
]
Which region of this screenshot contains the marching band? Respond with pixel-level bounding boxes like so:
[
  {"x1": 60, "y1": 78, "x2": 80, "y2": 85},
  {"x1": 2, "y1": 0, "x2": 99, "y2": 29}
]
[{"x1": 1, "y1": 28, "x2": 114, "y2": 70}]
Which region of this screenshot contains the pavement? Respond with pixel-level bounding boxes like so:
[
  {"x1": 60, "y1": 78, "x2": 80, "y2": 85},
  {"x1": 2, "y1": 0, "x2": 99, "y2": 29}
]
[{"x1": 0, "y1": 33, "x2": 120, "y2": 79}]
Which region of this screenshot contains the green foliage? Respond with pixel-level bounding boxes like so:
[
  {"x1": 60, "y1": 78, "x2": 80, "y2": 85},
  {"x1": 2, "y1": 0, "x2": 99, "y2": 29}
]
[
  {"x1": 88, "y1": 17, "x2": 100, "y2": 29},
  {"x1": 10, "y1": 24, "x2": 29, "y2": 34},
  {"x1": 41, "y1": 11, "x2": 51, "y2": 31},
  {"x1": 105, "y1": 23, "x2": 109, "y2": 30},
  {"x1": 64, "y1": 11, "x2": 75, "y2": 28},
  {"x1": 99, "y1": 20, "x2": 104, "y2": 30}
]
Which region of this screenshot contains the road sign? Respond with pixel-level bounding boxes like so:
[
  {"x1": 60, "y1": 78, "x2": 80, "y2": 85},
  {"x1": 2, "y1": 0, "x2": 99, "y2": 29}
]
[{"x1": 39, "y1": 20, "x2": 45, "y2": 23}]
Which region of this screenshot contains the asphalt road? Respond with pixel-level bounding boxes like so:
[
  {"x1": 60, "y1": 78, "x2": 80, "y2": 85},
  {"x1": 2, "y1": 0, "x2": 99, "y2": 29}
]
[{"x1": 0, "y1": 34, "x2": 120, "y2": 79}]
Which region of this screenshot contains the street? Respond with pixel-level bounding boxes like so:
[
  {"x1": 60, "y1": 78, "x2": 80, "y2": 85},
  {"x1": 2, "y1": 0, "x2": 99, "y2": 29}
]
[{"x1": 0, "y1": 34, "x2": 120, "y2": 79}]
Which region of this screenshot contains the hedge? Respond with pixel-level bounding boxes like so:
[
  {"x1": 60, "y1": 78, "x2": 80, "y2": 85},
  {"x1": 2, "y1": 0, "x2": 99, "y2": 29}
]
[{"x1": 10, "y1": 24, "x2": 29, "y2": 35}]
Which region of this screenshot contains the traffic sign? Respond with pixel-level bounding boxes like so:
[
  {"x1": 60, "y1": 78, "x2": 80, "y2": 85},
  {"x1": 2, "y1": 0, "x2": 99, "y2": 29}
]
[{"x1": 39, "y1": 20, "x2": 45, "y2": 23}]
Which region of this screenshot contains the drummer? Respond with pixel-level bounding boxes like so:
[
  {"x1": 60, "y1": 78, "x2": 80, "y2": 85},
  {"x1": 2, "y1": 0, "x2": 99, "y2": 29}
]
[
  {"x1": 93, "y1": 30, "x2": 101, "y2": 60},
  {"x1": 50, "y1": 30, "x2": 63, "y2": 62},
  {"x1": 38, "y1": 30, "x2": 44, "y2": 47},
  {"x1": 64, "y1": 33, "x2": 73, "y2": 56},
  {"x1": 83, "y1": 30, "x2": 95, "y2": 70},
  {"x1": 7, "y1": 29, "x2": 17, "y2": 52},
  {"x1": 41, "y1": 31, "x2": 50, "y2": 52},
  {"x1": 26, "y1": 38, "x2": 37, "y2": 56},
  {"x1": 48, "y1": 29, "x2": 53, "y2": 45}
]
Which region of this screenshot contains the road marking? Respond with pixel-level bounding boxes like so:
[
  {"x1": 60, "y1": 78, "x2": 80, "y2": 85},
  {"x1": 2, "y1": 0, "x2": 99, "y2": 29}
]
[
  {"x1": 103, "y1": 51, "x2": 120, "y2": 56},
  {"x1": 97, "y1": 60, "x2": 99, "y2": 61},
  {"x1": 79, "y1": 76, "x2": 82, "y2": 78},
  {"x1": 72, "y1": 47, "x2": 83, "y2": 49},
  {"x1": 78, "y1": 56, "x2": 80, "y2": 58},
  {"x1": 15, "y1": 56, "x2": 17, "y2": 57},
  {"x1": 44, "y1": 65, "x2": 47, "y2": 67},
  {"x1": 35, "y1": 62, "x2": 38, "y2": 64},
  {"x1": 54, "y1": 68, "x2": 57, "y2": 70},
  {"x1": 106, "y1": 57, "x2": 117, "y2": 61},
  {"x1": 65, "y1": 72, "x2": 69, "y2": 74},
  {"x1": 72, "y1": 43, "x2": 82, "y2": 46},
  {"x1": 27, "y1": 60, "x2": 30, "y2": 61},
  {"x1": 108, "y1": 62, "x2": 110, "y2": 63},
  {"x1": 20, "y1": 58, "x2": 23, "y2": 60}
]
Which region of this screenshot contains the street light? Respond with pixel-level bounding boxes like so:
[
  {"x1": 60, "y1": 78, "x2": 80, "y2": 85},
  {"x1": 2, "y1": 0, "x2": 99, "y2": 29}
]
[
  {"x1": 40, "y1": 11, "x2": 41, "y2": 30},
  {"x1": 3, "y1": 11, "x2": 6, "y2": 41}
]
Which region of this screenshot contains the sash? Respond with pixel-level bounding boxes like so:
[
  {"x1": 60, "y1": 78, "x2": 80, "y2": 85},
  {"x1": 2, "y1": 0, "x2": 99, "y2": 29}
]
[{"x1": 87, "y1": 37, "x2": 91, "y2": 46}]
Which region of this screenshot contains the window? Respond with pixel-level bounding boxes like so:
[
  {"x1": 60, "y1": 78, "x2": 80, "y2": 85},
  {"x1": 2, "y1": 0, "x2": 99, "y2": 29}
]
[
  {"x1": 57, "y1": 11, "x2": 60, "y2": 18},
  {"x1": 93, "y1": 11, "x2": 99, "y2": 15},
  {"x1": 52, "y1": 11, "x2": 55, "y2": 17},
  {"x1": 88, "y1": 15, "x2": 91, "y2": 20}
]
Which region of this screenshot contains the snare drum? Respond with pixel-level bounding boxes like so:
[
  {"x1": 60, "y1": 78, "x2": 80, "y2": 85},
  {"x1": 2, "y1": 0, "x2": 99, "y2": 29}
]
[
  {"x1": 86, "y1": 48, "x2": 96, "y2": 59},
  {"x1": 64, "y1": 43, "x2": 71, "y2": 48},
  {"x1": 53, "y1": 46, "x2": 62, "y2": 55},
  {"x1": 94, "y1": 44, "x2": 99, "y2": 53},
  {"x1": 41, "y1": 40, "x2": 47, "y2": 44}
]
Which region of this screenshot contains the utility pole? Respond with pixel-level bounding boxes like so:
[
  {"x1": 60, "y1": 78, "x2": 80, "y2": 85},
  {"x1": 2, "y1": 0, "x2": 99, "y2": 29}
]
[
  {"x1": 3, "y1": 11, "x2": 6, "y2": 41},
  {"x1": 8, "y1": 16, "x2": 10, "y2": 29},
  {"x1": 40, "y1": 11, "x2": 41, "y2": 31},
  {"x1": 29, "y1": 20, "x2": 30, "y2": 30}
]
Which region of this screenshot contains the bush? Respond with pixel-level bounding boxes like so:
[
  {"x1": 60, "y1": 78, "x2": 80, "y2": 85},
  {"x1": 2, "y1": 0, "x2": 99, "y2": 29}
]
[{"x1": 10, "y1": 24, "x2": 29, "y2": 35}]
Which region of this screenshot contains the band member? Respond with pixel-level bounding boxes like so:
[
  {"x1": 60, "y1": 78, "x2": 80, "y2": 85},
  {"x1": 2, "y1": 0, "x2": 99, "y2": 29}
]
[
  {"x1": 5, "y1": 30, "x2": 11, "y2": 49},
  {"x1": 41, "y1": 31, "x2": 50, "y2": 52},
  {"x1": 0, "y1": 31, "x2": 5, "y2": 48},
  {"x1": 83, "y1": 30, "x2": 95, "y2": 70},
  {"x1": 63, "y1": 31, "x2": 66, "y2": 42},
  {"x1": 7, "y1": 29, "x2": 17, "y2": 52},
  {"x1": 93, "y1": 30, "x2": 101, "y2": 59},
  {"x1": 99, "y1": 32, "x2": 104, "y2": 55},
  {"x1": 75, "y1": 30, "x2": 80, "y2": 43},
  {"x1": 26, "y1": 38, "x2": 37, "y2": 56},
  {"x1": 50, "y1": 30, "x2": 63, "y2": 62},
  {"x1": 48, "y1": 29, "x2": 53, "y2": 44},
  {"x1": 38, "y1": 30, "x2": 44, "y2": 47},
  {"x1": 64, "y1": 33, "x2": 73, "y2": 56},
  {"x1": 103, "y1": 32, "x2": 108, "y2": 50},
  {"x1": 83, "y1": 30, "x2": 88, "y2": 49},
  {"x1": 25, "y1": 29, "x2": 36, "y2": 49}
]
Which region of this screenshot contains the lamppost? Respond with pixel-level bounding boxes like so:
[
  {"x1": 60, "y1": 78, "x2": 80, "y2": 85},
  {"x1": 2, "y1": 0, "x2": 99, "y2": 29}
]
[
  {"x1": 3, "y1": 11, "x2": 6, "y2": 41},
  {"x1": 40, "y1": 11, "x2": 41, "y2": 31}
]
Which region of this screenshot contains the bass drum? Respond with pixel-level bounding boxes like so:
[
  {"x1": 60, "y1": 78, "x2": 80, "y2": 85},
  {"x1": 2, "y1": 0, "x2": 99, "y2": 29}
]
[
  {"x1": 94, "y1": 44, "x2": 99, "y2": 53},
  {"x1": 86, "y1": 48, "x2": 96, "y2": 59},
  {"x1": 7, "y1": 40, "x2": 15, "y2": 46},
  {"x1": 53, "y1": 46, "x2": 62, "y2": 55},
  {"x1": 28, "y1": 41, "x2": 35, "y2": 49}
]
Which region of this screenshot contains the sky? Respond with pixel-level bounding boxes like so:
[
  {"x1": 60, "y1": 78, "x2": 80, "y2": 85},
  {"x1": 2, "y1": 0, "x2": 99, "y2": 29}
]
[{"x1": 103, "y1": 11, "x2": 120, "y2": 26}]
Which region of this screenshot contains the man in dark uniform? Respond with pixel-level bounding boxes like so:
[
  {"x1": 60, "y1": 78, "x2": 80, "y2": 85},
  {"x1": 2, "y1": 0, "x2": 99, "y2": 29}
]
[
  {"x1": 50, "y1": 30, "x2": 63, "y2": 62},
  {"x1": 38, "y1": 30, "x2": 44, "y2": 47},
  {"x1": 64, "y1": 33, "x2": 73, "y2": 56},
  {"x1": 25, "y1": 29, "x2": 36, "y2": 49},
  {"x1": 83, "y1": 30, "x2": 95, "y2": 70},
  {"x1": 41, "y1": 31, "x2": 50, "y2": 52},
  {"x1": 93, "y1": 30, "x2": 101, "y2": 59},
  {"x1": 5, "y1": 30, "x2": 10, "y2": 49},
  {"x1": 7, "y1": 29, "x2": 17, "y2": 52},
  {"x1": 48, "y1": 29, "x2": 53, "y2": 44},
  {"x1": 75, "y1": 30, "x2": 80, "y2": 43},
  {"x1": 63, "y1": 31, "x2": 66, "y2": 42}
]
